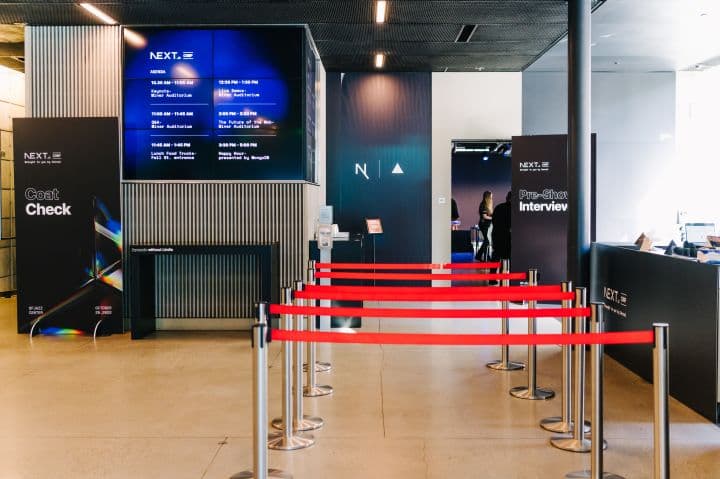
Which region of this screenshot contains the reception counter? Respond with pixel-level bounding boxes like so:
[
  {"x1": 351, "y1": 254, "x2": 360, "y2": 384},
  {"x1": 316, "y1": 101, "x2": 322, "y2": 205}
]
[{"x1": 591, "y1": 243, "x2": 719, "y2": 423}]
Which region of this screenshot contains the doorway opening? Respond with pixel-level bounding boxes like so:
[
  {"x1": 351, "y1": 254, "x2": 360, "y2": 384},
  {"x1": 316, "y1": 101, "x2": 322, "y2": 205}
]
[{"x1": 450, "y1": 140, "x2": 512, "y2": 263}]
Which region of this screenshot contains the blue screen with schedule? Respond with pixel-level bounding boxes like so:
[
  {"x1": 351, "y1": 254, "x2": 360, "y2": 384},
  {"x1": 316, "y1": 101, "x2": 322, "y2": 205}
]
[{"x1": 123, "y1": 27, "x2": 305, "y2": 180}]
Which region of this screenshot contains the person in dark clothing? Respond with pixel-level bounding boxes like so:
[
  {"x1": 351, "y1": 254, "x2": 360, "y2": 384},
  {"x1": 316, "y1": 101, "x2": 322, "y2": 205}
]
[
  {"x1": 475, "y1": 191, "x2": 493, "y2": 261},
  {"x1": 451, "y1": 198, "x2": 460, "y2": 222},
  {"x1": 491, "y1": 191, "x2": 512, "y2": 261}
]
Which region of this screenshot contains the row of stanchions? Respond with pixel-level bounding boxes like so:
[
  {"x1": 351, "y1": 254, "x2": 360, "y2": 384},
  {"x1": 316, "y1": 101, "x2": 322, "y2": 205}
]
[{"x1": 236, "y1": 260, "x2": 670, "y2": 479}]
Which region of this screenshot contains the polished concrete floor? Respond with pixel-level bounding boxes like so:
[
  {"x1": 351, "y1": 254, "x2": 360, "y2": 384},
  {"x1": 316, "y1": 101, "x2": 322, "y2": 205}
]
[{"x1": 0, "y1": 296, "x2": 718, "y2": 478}]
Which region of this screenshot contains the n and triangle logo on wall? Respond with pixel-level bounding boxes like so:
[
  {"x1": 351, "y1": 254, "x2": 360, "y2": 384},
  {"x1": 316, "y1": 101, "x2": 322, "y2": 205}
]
[{"x1": 391, "y1": 163, "x2": 404, "y2": 174}]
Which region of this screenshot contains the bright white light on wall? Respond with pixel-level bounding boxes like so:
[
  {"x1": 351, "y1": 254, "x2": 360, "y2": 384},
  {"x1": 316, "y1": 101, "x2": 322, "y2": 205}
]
[
  {"x1": 123, "y1": 28, "x2": 147, "y2": 48},
  {"x1": 376, "y1": 1, "x2": 388, "y2": 23},
  {"x1": 79, "y1": 3, "x2": 118, "y2": 25},
  {"x1": 375, "y1": 53, "x2": 385, "y2": 68}
]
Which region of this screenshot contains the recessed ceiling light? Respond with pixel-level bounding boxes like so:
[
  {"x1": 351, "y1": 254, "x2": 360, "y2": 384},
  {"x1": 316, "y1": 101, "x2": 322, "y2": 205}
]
[
  {"x1": 599, "y1": 33, "x2": 615, "y2": 38},
  {"x1": 375, "y1": 53, "x2": 385, "y2": 69},
  {"x1": 375, "y1": 1, "x2": 388, "y2": 23},
  {"x1": 79, "y1": 3, "x2": 118, "y2": 24},
  {"x1": 591, "y1": 42, "x2": 597, "y2": 47},
  {"x1": 475, "y1": 66, "x2": 485, "y2": 71}
]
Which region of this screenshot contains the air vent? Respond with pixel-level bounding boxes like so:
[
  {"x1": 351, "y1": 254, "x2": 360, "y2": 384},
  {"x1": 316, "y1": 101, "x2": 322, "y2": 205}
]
[{"x1": 455, "y1": 24, "x2": 477, "y2": 43}]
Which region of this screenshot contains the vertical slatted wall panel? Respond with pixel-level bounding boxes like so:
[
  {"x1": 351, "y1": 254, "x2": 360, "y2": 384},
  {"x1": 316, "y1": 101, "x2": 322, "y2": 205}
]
[
  {"x1": 123, "y1": 182, "x2": 304, "y2": 319},
  {"x1": 26, "y1": 26, "x2": 121, "y2": 117}
]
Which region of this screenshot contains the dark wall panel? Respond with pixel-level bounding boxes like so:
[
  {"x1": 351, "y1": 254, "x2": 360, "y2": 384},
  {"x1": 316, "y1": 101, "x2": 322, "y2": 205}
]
[{"x1": 326, "y1": 72, "x2": 431, "y2": 262}]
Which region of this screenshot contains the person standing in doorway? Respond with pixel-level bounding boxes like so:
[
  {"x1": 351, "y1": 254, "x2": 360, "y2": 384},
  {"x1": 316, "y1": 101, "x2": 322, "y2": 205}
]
[
  {"x1": 476, "y1": 191, "x2": 493, "y2": 261},
  {"x1": 491, "y1": 191, "x2": 512, "y2": 261}
]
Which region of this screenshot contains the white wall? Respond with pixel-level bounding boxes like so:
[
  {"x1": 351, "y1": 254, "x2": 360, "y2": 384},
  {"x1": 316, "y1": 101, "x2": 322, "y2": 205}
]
[
  {"x1": 523, "y1": 72, "x2": 677, "y2": 242},
  {"x1": 431, "y1": 73, "x2": 522, "y2": 263},
  {"x1": 676, "y1": 70, "x2": 720, "y2": 230}
]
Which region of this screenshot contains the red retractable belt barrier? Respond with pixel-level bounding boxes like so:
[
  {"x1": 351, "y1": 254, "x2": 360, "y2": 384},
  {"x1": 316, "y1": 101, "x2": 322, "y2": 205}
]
[
  {"x1": 269, "y1": 304, "x2": 586, "y2": 318},
  {"x1": 294, "y1": 290, "x2": 574, "y2": 302},
  {"x1": 315, "y1": 262, "x2": 501, "y2": 270},
  {"x1": 271, "y1": 329, "x2": 656, "y2": 346},
  {"x1": 314, "y1": 271, "x2": 526, "y2": 281},
  {"x1": 303, "y1": 284, "x2": 562, "y2": 294}
]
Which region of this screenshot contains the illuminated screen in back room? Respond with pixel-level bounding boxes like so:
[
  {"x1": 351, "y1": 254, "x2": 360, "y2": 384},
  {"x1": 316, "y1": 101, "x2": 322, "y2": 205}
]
[{"x1": 123, "y1": 27, "x2": 314, "y2": 180}]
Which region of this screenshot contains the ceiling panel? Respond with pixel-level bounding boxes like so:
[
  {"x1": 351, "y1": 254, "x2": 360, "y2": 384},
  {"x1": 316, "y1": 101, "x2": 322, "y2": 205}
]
[{"x1": 0, "y1": 0, "x2": 602, "y2": 72}]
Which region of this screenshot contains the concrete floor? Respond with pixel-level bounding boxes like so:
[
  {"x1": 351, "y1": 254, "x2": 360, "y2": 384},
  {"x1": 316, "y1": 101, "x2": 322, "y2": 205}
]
[{"x1": 0, "y1": 296, "x2": 718, "y2": 478}]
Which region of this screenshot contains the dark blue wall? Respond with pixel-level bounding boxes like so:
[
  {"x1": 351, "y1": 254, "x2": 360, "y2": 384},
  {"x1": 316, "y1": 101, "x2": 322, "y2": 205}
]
[{"x1": 326, "y1": 72, "x2": 432, "y2": 262}]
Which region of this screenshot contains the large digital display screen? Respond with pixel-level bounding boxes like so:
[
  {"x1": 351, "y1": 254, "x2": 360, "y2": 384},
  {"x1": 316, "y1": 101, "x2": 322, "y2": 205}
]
[{"x1": 123, "y1": 27, "x2": 312, "y2": 180}]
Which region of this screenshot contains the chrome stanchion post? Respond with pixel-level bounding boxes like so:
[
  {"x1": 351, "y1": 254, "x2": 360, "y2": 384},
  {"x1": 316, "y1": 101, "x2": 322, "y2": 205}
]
[
  {"x1": 269, "y1": 288, "x2": 314, "y2": 450},
  {"x1": 551, "y1": 287, "x2": 592, "y2": 452},
  {"x1": 542, "y1": 281, "x2": 589, "y2": 432},
  {"x1": 292, "y1": 281, "x2": 323, "y2": 431},
  {"x1": 304, "y1": 260, "x2": 331, "y2": 373},
  {"x1": 567, "y1": 303, "x2": 622, "y2": 479},
  {"x1": 232, "y1": 303, "x2": 292, "y2": 479},
  {"x1": 487, "y1": 259, "x2": 525, "y2": 371},
  {"x1": 510, "y1": 269, "x2": 555, "y2": 400},
  {"x1": 653, "y1": 323, "x2": 670, "y2": 479},
  {"x1": 304, "y1": 267, "x2": 333, "y2": 397}
]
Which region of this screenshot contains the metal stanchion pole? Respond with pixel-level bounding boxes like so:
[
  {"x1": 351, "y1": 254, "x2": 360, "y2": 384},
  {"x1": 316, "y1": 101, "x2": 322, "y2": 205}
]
[
  {"x1": 510, "y1": 269, "x2": 555, "y2": 400},
  {"x1": 487, "y1": 259, "x2": 525, "y2": 371},
  {"x1": 567, "y1": 304, "x2": 622, "y2": 479},
  {"x1": 269, "y1": 288, "x2": 314, "y2": 450},
  {"x1": 304, "y1": 260, "x2": 331, "y2": 373},
  {"x1": 232, "y1": 303, "x2": 291, "y2": 479},
  {"x1": 653, "y1": 323, "x2": 670, "y2": 479},
  {"x1": 304, "y1": 267, "x2": 333, "y2": 397},
  {"x1": 542, "y1": 281, "x2": 590, "y2": 432},
  {"x1": 292, "y1": 281, "x2": 323, "y2": 431},
  {"x1": 551, "y1": 287, "x2": 591, "y2": 452}
]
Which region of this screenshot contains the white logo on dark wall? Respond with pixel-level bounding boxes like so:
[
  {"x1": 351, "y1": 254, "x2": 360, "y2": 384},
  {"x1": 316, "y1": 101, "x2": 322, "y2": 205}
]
[
  {"x1": 149, "y1": 51, "x2": 194, "y2": 60},
  {"x1": 519, "y1": 161, "x2": 550, "y2": 172},
  {"x1": 603, "y1": 286, "x2": 629, "y2": 318},
  {"x1": 23, "y1": 152, "x2": 63, "y2": 164},
  {"x1": 24, "y1": 188, "x2": 72, "y2": 216}
]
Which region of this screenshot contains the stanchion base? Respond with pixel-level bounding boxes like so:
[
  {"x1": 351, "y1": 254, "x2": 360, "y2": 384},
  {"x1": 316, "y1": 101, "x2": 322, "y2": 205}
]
[
  {"x1": 509, "y1": 386, "x2": 555, "y2": 400},
  {"x1": 303, "y1": 384, "x2": 333, "y2": 397},
  {"x1": 230, "y1": 468, "x2": 292, "y2": 478},
  {"x1": 268, "y1": 431, "x2": 315, "y2": 450},
  {"x1": 540, "y1": 417, "x2": 591, "y2": 434},
  {"x1": 550, "y1": 436, "x2": 591, "y2": 453},
  {"x1": 303, "y1": 361, "x2": 332, "y2": 373},
  {"x1": 271, "y1": 415, "x2": 324, "y2": 432},
  {"x1": 486, "y1": 360, "x2": 525, "y2": 371},
  {"x1": 566, "y1": 470, "x2": 624, "y2": 479}
]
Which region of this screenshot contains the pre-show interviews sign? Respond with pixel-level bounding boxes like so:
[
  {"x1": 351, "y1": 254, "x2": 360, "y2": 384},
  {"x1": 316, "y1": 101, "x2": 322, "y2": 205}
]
[
  {"x1": 13, "y1": 118, "x2": 122, "y2": 335},
  {"x1": 511, "y1": 134, "x2": 595, "y2": 286}
]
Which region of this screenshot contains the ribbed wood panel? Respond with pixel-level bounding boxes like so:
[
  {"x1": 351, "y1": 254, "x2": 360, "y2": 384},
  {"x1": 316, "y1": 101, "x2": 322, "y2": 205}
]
[
  {"x1": 155, "y1": 255, "x2": 259, "y2": 318},
  {"x1": 123, "y1": 182, "x2": 305, "y2": 319},
  {"x1": 26, "y1": 26, "x2": 121, "y2": 117}
]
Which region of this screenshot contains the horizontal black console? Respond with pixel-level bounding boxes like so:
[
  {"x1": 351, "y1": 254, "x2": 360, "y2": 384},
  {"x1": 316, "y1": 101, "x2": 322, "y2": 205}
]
[{"x1": 592, "y1": 242, "x2": 719, "y2": 423}]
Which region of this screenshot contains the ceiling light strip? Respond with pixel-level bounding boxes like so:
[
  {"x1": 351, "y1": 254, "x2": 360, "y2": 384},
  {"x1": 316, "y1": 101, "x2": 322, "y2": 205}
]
[
  {"x1": 376, "y1": 1, "x2": 388, "y2": 23},
  {"x1": 375, "y1": 53, "x2": 385, "y2": 69},
  {"x1": 79, "y1": 3, "x2": 118, "y2": 25}
]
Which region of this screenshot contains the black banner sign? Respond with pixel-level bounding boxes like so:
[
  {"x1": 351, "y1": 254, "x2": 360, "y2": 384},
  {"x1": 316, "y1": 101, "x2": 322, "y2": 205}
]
[
  {"x1": 13, "y1": 118, "x2": 122, "y2": 335},
  {"x1": 511, "y1": 134, "x2": 595, "y2": 286}
]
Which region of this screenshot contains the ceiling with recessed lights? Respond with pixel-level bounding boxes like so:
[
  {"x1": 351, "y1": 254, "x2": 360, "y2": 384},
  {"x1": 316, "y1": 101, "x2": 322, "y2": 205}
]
[{"x1": 0, "y1": 0, "x2": 606, "y2": 73}]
